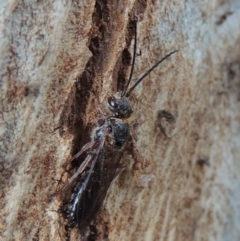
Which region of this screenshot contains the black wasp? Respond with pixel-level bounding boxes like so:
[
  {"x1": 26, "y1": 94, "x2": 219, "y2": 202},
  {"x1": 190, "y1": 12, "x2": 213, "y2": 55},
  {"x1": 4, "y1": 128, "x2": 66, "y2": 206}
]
[{"x1": 60, "y1": 21, "x2": 177, "y2": 235}]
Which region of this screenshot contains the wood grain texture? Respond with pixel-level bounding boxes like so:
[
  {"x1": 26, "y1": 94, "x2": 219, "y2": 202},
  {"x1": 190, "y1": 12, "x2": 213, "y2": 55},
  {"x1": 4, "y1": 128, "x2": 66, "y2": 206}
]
[{"x1": 0, "y1": 0, "x2": 240, "y2": 240}]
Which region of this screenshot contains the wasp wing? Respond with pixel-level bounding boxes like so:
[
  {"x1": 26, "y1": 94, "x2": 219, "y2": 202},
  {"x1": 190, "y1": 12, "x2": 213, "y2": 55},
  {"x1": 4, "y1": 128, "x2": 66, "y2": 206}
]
[{"x1": 69, "y1": 144, "x2": 123, "y2": 230}]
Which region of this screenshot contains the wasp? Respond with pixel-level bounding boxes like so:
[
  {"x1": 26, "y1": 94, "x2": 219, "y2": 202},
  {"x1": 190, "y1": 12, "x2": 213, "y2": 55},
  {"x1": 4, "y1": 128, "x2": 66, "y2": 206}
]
[{"x1": 60, "y1": 21, "x2": 177, "y2": 236}]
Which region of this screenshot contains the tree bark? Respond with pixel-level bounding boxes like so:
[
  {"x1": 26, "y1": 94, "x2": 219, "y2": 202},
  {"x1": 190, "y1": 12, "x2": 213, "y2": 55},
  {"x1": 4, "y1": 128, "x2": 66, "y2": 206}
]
[{"x1": 1, "y1": 0, "x2": 240, "y2": 240}]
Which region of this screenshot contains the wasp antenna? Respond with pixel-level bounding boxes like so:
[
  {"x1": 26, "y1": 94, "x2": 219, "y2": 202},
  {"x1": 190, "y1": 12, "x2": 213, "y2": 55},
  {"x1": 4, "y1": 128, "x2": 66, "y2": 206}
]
[
  {"x1": 121, "y1": 20, "x2": 138, "y2": 97},
  {"x1": 126, "y1": 50, "x2": 178, "y2": 97}
]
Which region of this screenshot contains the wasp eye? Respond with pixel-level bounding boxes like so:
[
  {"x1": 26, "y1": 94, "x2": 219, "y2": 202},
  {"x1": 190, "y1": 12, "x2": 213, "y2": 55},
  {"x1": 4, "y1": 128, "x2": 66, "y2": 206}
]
[{"x1": 108, "y1": 96, "x2": 118, "y2": 108}]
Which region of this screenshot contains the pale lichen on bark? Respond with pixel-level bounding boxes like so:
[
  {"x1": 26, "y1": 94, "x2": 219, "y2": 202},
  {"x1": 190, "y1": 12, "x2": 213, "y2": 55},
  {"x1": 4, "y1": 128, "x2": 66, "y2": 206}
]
[{"x1": 0, "y1": 0, "x2": 240, "y2": 241}]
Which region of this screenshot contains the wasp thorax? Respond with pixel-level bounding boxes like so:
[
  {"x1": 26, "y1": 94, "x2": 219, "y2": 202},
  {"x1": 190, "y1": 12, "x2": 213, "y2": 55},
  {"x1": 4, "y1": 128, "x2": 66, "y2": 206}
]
[
  {"x1": 108, "y1": 94, "x2": 133, "y2": 118},
  {"x1": 107, "y1": 119, "x2": 129, "y2": 149}
]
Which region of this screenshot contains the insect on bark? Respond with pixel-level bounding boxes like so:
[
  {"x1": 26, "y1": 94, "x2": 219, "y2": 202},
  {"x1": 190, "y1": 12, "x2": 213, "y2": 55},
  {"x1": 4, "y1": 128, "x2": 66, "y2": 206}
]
[{"x1": 60, "y1": 21, "x2": 177, "y2": 236}]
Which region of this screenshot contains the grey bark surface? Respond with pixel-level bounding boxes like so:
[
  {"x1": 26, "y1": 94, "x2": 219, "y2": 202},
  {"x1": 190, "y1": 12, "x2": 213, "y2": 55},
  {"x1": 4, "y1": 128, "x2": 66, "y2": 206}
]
[{"x1": 0, "y1": 0, "x2": 240, "y2": 241}]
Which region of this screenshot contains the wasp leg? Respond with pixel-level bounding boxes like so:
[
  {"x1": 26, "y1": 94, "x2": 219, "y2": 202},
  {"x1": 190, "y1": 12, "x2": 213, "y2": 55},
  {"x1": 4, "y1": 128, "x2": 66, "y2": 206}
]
[
  {"x1": 57, "y1": 154, "x2": 94, "y2": 193},
  {"x1": 70, "y1": 140, "x2": 97, "y2": 162},
  {"x1": 58, "y1": 127, "x2": 110, "y2": 194},
  {"x1": 113, "y1": 163, "x2": 126, "y2": 179}
]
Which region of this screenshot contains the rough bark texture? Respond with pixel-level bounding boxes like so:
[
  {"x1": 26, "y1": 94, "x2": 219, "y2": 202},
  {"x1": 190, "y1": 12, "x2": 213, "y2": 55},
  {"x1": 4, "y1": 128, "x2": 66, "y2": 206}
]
[{"x1": 1, "y1": 0, "x2": 240, "y2": 241}]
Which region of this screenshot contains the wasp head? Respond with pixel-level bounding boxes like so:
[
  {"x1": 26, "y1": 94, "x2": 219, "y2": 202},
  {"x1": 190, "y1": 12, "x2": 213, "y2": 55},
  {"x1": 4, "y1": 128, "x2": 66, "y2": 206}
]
[{"x1": 108, "y1": 93, "x2": 133, "y2": 118}]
